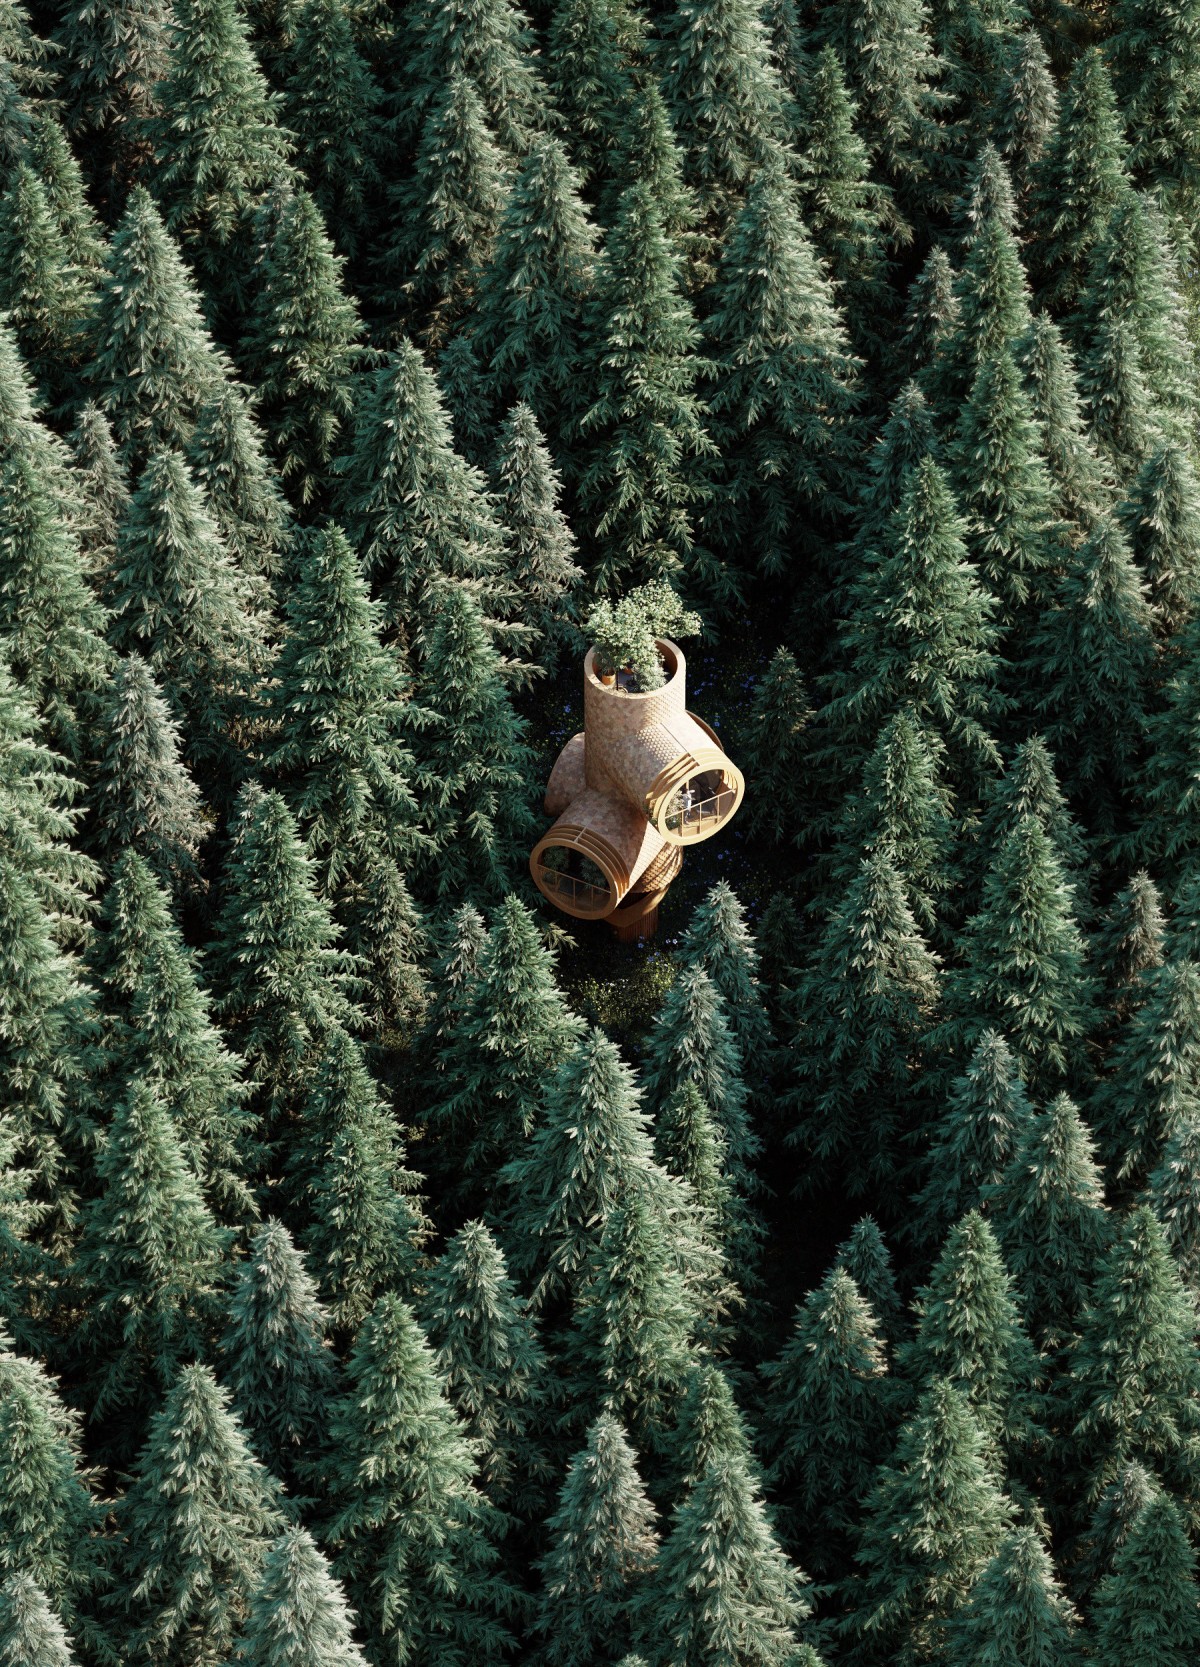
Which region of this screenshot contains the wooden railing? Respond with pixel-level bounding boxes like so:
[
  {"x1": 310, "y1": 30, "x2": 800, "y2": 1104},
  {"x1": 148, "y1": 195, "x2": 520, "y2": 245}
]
[
  {"x1": 536, "y1": 866, "x2": 611, "y2": 912},
  {"x1": 666, "y1": 785, "x2": 738, "y2": 838}
]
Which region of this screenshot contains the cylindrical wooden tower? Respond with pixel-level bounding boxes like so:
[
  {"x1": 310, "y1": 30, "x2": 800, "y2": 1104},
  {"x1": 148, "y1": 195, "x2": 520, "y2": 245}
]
[{"x1": 530, "y1": 639, "x2": 742, "y2": 932}]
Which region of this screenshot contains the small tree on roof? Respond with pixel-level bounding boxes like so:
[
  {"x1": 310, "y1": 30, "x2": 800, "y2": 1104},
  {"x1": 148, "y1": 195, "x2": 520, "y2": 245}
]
[{"x1": 585, "y1": 581, "x2": 701, "y2": 690}]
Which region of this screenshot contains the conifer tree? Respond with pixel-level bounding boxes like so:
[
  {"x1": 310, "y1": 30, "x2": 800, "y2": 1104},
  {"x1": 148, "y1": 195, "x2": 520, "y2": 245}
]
[
  {"x1": 266, "y1": 524, "x2": 421, "y2": 898},
  {"x1": 1075, "y1": 1459, "x2": 1159, "y2": 1592},
  {"x1": 90, "y1": 655, "x2": 206, "y2": 891},
  {"x1": 291, "y1": 1028, "x2": 427, "y2": 1333},
  {"x1": 244, "y1": 185, "x2": 360, "y2": 505},
  {"x1": 500, "y1": 1026, "x2": 654, "y2": 1301},
  {"x1": 209, "y1": 784, "x2": 358, "y2": 1120},
  {"x1": 900, "y1": 1211, "x2": 1041, "y2": 1459},
  {"x1": 0, "y1": 164, "x2": 94, "y2": 406},
  {"x1": 339, "y1": 340, "x2": 509, "y2": 658},
  {"x1": 185, "y1": 383, "x2": 289, "y2": 581},
  {"x1": 901, "y1": 247, "x2": 959, "y2": 380},
  {"x1": 107, "y1": 448, "x2": 263, "y2": 778},
  {"x1": 282, "y1": 0, "x2": 379, "y2": 258},
  {"x1": 534, "y1": 1415, "x2": 658, "y2": 1667},
  {"x1": 27, "y1": 109, "x2": 107, "y2": 283},
  {"x1": 794, "y1": 46, "x2": 892, "y2": 362},
  {"x1": 470, "y1": 135, "x2": 596, "y2": 445},
  {"x1": 346, "y1": 854, "x2": 428, "y2": 1049},
  {"x1": 634, "y1": 1418, "x2": 810, "y2": 1667},
  {"x1": 604, "y1": 80, "x2": 697, "y2": 254},
  {"x1": 810, "y1": 0, "x2": 943, "y2": 222},
  {"x1": 943, "y1": 1526, "x2": 1077, "y2": 1667},
  {"x1": 0, "y1": 1573, "x2": 77, "y2": 1667},
  {"x1": 655, "y1": 1080, "x2": 754, "y2": 1299},
  {"x1": 405, "y1": 588, "x2": 535, "y2": 902},
  {"x1": 1108, "y1": 0, "x2": 1200, "y2": 219},
  {"x1": 116, "y1": 1364, "x2": 283, "y2": 1665},
  {"x1": 738, "y1": 646, "x2": 814, "y2": 847},
  {"x1": 88, "y1": 188, "x2": 224, "y2": 460},
  {"x1": 760, "y1": 1267, "x2": 893, "y2": 1561},
  {"x1": 0, "y1": 440, "x2": 110, "y2": 766},
  {"x1": 1068, "y1": 1204, "x2": 1200, "y2": 1506},
  {"x1": 915, "y1": 1031, "x2": 1031, "y2": 1239},
  {"x1": 1150, "y1": 1114, "x2": 1200, "y2": 1299},
  {"x1": 322, "y1": 1294, "x2": 516, "y2": 1666},
  {"x1": 74, "y1": 1076, "x2": 227, "y2": 1415},
  {"x1": 937, "y1": 809, "x2": 1092, "y2": 1095},
  {"x1": 88, "y1": 850, "x2": 253, "y2": 1221},
  {"x1": 1096, "y1": 871, "x2": 1165, "y2": 1020},
  {"x1": 1031, "y1": 510, "x2": 1152, "y2": 814},
  {"x1": 422, "y1": 1221, "x2": 549, "y2": 1512},
  {"x1": 790, "y1": 852, "x2": 939, "y2": 1195},
  {"x1": 848, "y1": 1379, "x2": 1014, "y2": 1665},
  {"x1": 1094, "y1": 958, "x2": 1200, "y2": 1185},
  {"x1": 987, "y1": 1092, "x2": 1110, "y2": 1350},
  {"x1": 68, "y1": 402, "x2": 129, "y2": 584},
  {"x1": 993, "y1": 29, "x2": 1057, "y2": 195},
  {"x1": 1029, "y1": 48, "x2": 1130, "y2": 315},
  {"x1": 1017, "y1": 314, "x2": 1109, "y2": 540},
  {"x1": 704, "y1": 151, "x2": 859, "y2": 582},
  {"x1": 835, "y1": 1217, "x2": 904, "y2": 1341},
  {"x1": 222, "y1": 1219, "x2": 336, "y2": 1478},
  {"x1": 239, "y1": 1528, "x2": 367, "y2": 1667},
  {"x1": 491, "y1": 402, "x2": 580, "y2": 656},
  {"x1": 389, "y1": 0, "x2": 544, "y2": 161},
  {"x1": 150, "y1": 0, "x2": 290, "y2": 290},
  {"x1": 822, "y1": 457, "x2": 1001, "y2": 786},
  {"x1": 1122, "y1": 442, "x2": 1200, "y2": 638},
  {"x1": 1091, "y1": 1492, "x2": 1200, "y2": 1667},
  {"x1": 977, "y1": 734, "x2": 1089, "y2": 902},
  {"x1": 56, "y1": 0, "x2": 171, "y2": 189},
  {"x1": 641, "y1": 961, "x2": 756, "y2": 1182},
  {"x1": 546, "y1": 0, "x2": 640, "y2": 189},
  {"x1": 0, "y1": 1351, "x2": 101, "y2": 1647},
  {"x1": 577, "y1": 179, "x2": 712, "y2": 595}
]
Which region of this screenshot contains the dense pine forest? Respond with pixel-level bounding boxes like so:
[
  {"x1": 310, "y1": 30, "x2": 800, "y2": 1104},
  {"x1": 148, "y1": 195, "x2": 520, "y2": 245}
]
[{"x1": 9, "y1": 0, "x2": 1200, "y2": 1659}]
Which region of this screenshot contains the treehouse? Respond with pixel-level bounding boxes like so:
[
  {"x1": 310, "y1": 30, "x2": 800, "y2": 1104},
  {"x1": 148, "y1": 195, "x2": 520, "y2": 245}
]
[{"x1": 530, "y1": 638, "x2": 744, "y2": 939}]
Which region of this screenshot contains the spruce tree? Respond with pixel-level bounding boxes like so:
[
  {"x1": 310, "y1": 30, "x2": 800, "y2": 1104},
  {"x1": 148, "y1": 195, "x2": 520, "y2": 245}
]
[
  {"x1": 1068, "y1": 1204, "x2": 1200, "y2": 1507},
  {"x1": 389, "y1": 0, "x2": 544, "y2": 162},
  {"x1": 499, "y1": 1026, "x2": 655, "y2": 1302},
  {"x1": 222, "y1": 1219, "x2": 336, "y2": 1478},
  {"x1": 993, "y1": 28, "x2": 1058, "y2": 195},
  {"x1": 107, "y1": 448, "x2": 264, "y2": 778},
  {"x1": 1075, "y1": 1459, "x2": 1159, "y2": 1592},
  {"x1": 790, "y1": 852, "x2": 939, "y2": 1195},
  {"x1": 150, "y1": 0, "x2": 290, "y2": 291},
  {"x1": 1094, "y1": 958, "x2": 1200, "y2": 1185},
  {"x1": 116, "y1": 1364, "x2": 284, "y2": 1666},
  {"x1": 546, "y1": 0, "x2": 640, "y2": 189},
  {"x1": 491, "y1": 401, "x2": 580, "y2": 657},
  {"x1": 821, "y1": 457, "x2": 1001, "y2": 786},
  {"x1": 0, "y1": 1574, "x2": 78, "y2": 1667},
  {"x1": 915, "y1": 1030, "x2": 1032, "y2": 1241},
  {"x1": 655, "y1": 1080, "x2": 756, "y2": 1298},
  {"x1": 244, "y1": 185, "x2": 360, "y2": 505},
  {"x1": 265, "y1": 523, "x2": 421, "y2": 898},
  {"x1": 835, "y1": 1217, "x2": 904, "y2": 1341},
  {"x1": 282, "y1": 0, "x2": 379, "y2": 258},
  {"x1": 1109, "y1": 0, "x2": 1200, "y2": 218},
  {"x1": 1150, "y1": 1114, "x2": 1200, "y2": 1299},
  {"x1": 185, "y1": 383, "x2": 289, "y2": 581},
  {"x1": 0, "y1": 163, "x2": 94, "y2": 406},
  {"x1": 88, "y1": 850, "x2": 253, "y2": 1222},
  {"x1": 74, "y1": 1075, "x2": 227, "y2": 1415},
  {"x1": 1017, "y1": 314, "x2": 1109, "y2": 541},
  {"x1": 239, "y1": 1528, "x2": 367, "y2": 1667},
  {"x1": 338, "y1": 340, "x2": 509, "y2": 660},
  {"x1": 704, "y1": 151, "x2": 860, "y2": 582},
  {"x1": 848, "y1": 1379, "x2": 1014, "y2": 1666},
  {"x1": 987, "y1": 1092, "x2": 1110, "y2": 1350},
  {"x1": 899, "y1": 1211, "x2": 1041, "y2": 1460},
  {"x1": 68, "y1": 402, "x2": 129, "y2": 584},
  {"x1": 576, "y1": 179, "x2": 712, "y2": 595},
  {"x1": 533, "y1": 1414, "x2": 659, "y2": 1667},
  {"x1": 0, "y1": 1350, "x2": 101, "y2": 1648},
  {"x1": 322, "y1": 1294, "x2": 517, "y2": 1666},
  {"x1": 738, "y1": 646, "x2": 815, "y2": 846},
  {"x1": 641, "y1": 962, "x2": 756, "y2": 1182},
  {"x1": 26, "y1": 109, "x2": 107, "y2": 282},
  {"x1": 88, "y1": 188, "x2": 224, "y2": 460},
  {"x1": 56, "y1": 0, "x2": 171, "y2": 190},
  {"x1": 1095, "y1": 871, "x2": 1165, "y2": 1020},
  {"x1": 208, "y1": 784, "x2": 358, "y2": 1121},
  {"x1": 943, "y1": 1526, "x2": 1077, "y2": 1667},
  {"x1": 90, "y1": 654, "x2": 206, "y2": 891},
  {"x1": 1091, "y1": 1492, "x2": 1200, "y2": 1667},
  {"x1": 405, "y1": 587, "x2": 535, "y2": 903},
  {"x1": 1029, "y1": 48, "x2": 1130, "y2": 315},
  {"x1": 470, "y1": 135, "x2": 596, "y2": 446},
  {"x1": 422, "y1": 1220, "x2": 549, "y2": 1512},
  {"x1": 1121, "y1": 441, "x2": 1200, "y2": 639},
  {"x1": 901, "y1": 247, "x2": 959, "y2": 380},
  {"x1": 291, "y1": 1028, "x2": 427, "y2": 1333},
  {"x1": 760, "y1": 1267, "x2": 892, "y2": 1561}
]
